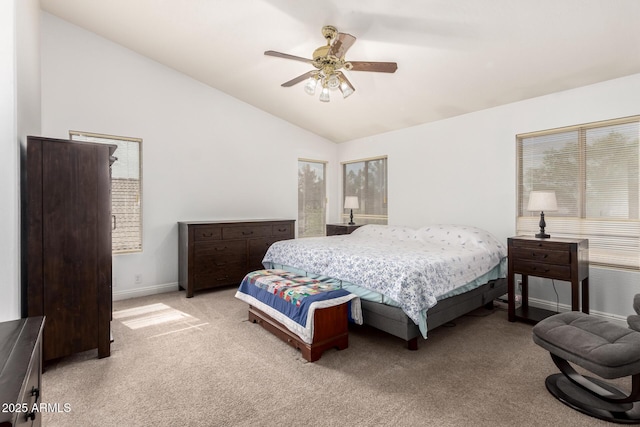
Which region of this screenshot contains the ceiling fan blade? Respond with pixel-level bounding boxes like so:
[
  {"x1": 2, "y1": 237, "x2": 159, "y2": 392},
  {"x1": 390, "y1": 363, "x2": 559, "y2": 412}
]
[
  {"x1": 281, "y1": 71, "x2": 315, "y2": 87},
  {"x1": 349, "y1": 61, "x2": 398, "y2": 73},
  {"x1": 329, "y1": 33, "x2": 356, "y2": 59},
  {"x1": 264, "y1": 50, "x2": 313, "y2": 64}
]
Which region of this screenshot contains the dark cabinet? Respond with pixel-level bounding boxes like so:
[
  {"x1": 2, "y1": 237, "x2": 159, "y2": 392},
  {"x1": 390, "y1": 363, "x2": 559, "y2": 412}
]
[
  {"x1": 25, "y1": 136, "x2": 115, "y2": 361},
  {"x1": 0, "y1": 317, "x2": 45, "y2": 427},
  {"x1": 178, "y1": 220, "x2": 295, "y2": 297}
]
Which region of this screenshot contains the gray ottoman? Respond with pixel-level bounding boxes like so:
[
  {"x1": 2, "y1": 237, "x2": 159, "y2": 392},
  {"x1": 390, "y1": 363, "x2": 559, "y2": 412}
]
[{"x1": 533, "y1": 311, "x2": 640, "y2": 424}]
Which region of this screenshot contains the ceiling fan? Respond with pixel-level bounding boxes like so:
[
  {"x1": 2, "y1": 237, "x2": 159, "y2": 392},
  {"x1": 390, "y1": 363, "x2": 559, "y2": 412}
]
[{"x1": 264, "y1": 25, "x2": 398, "y2": 102}]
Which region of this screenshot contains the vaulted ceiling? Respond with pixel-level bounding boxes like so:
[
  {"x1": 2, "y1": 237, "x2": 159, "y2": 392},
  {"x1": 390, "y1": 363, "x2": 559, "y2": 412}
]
[{"x1": 40, "y1": 0, "x2": 640, "y2": 143}]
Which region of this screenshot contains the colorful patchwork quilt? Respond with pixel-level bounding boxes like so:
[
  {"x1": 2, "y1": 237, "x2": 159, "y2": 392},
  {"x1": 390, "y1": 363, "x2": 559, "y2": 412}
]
[{"x1": 235, "y1": 269, "x2": 362, "y2": 344}]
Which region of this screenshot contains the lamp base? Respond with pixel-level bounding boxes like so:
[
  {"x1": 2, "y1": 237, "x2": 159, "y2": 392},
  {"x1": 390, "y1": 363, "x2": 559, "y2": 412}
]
[{"x1": 536, "y1": 211, "x2": 550, "y2": 239}]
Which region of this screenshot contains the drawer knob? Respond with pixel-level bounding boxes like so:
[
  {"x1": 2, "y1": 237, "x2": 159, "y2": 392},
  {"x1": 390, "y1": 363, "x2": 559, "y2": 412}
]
[
  {"x1": 202, "y1": 232, "x2": 214, "y2": 237},
  {"x1": 532, "y1": 252, "x2": 548, "y2": 259},
  {"x1": 242, "y1": 231, "x2": 254, "y2": 235}
]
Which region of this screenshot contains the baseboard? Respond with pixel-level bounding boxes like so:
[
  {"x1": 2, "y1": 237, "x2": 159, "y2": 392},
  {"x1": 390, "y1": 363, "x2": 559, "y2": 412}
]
[
  {"x1": 494, "y1": 293, "x2": 627, "y2": 326},
  {"x1": 527, "y1": 297, "x2": 628, "y2": 326},
  {"x1": 113, "y1": 282, "x2": 179, "y2": 301}
]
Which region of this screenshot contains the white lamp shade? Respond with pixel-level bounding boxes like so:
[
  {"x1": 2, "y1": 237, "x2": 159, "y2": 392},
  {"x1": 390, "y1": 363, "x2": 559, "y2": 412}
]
[
  {"x1": 527, "y1": 191, "x2": 558, "y2": 212},
  {"x1": 344, "y1": 196, "x2": 359, "y2": 209}
]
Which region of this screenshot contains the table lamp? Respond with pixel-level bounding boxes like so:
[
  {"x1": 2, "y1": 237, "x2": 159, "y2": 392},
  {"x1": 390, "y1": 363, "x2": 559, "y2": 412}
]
[
  {"x1": 527, "y1": 191, "x2": 557, "y2": 238},
  {"x1": 344, "y1": 196, "x2": 359, "y2": 225}
]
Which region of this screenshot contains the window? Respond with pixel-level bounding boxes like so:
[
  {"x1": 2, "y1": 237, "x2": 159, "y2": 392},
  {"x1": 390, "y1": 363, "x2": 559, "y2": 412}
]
[
  {"x1": 342, "y1": 156, "x2": 388, "y2": 225},
  {"x1": 298, "y1": 159, "x2": 326, "y2": 237},
  {"x1": 70, "y1": 131, "x2": 143, "y2": 253},
  {"x1": 516, "y1": 116, "x2": 640, "y2": 269}
]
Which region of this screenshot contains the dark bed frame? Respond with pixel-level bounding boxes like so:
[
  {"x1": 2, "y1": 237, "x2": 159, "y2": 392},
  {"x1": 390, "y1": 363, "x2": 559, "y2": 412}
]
[
  {"x1": 260, "y1": 262, "x2": 507, "y2": 352},
  {"x1": 359, "y1": 278, "x2": 507, "y2": 350}
]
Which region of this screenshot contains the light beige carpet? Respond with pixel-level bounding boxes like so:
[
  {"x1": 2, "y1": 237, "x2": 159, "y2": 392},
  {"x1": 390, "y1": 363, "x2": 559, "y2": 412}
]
[{"x1": 41, "y1": 287, "x2": 620, "y2": 426}]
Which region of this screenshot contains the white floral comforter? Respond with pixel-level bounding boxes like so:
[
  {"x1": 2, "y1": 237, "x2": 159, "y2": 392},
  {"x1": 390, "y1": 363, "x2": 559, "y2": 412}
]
[{"x1": 262, "y1": 224, "x2": 507, "y2": 329}]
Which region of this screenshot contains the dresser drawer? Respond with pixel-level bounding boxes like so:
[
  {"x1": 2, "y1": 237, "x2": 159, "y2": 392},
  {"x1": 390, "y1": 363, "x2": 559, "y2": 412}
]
[
  {"x1": 510, "y1": 238, "x2": 572, "y2": 252},
  {"x1": 193, "y1": 226, "x2": 222, "y2": 241},
  {"x1": 511, "y1": 259, "x2": 571, "y2": 280},
  {"x1": 272, "y1": 223, "x2": 293, "y2": 237},
  {"x1": 222, "y1": 225, "x2": 271, "y2": 240},
  {"x1": 194, "y1": 240, "x2": 246, "y2": 264},
  {"x1": 194, "y1": 266, "x2": 247, "y2": 289},
  {"x1": 20, "y1": 352, "x2": 41, "y2": 425},
  {"x1": 510, "y1": 247, "x2": 569, "y2": 265}
]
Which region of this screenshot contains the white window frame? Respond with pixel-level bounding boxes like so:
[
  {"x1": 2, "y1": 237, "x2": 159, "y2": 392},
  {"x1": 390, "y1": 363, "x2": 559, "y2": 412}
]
[
  {"x1": 70, "y1": 131, "x2": 143, "y2": 254},
  {"x1": 342, "y1": 156, "x2": 388, "y2": 225},
  {"x1": 298, "y1": 159, "x2": 327, "y2": 237},
  {"x1": 516, "y1": 116, "x2": 640, "y2": 270}
]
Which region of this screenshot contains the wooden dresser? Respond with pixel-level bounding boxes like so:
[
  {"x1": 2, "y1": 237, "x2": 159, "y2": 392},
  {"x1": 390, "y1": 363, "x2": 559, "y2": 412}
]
[
  {"x1": 178, "y1": 219, "x2": 295, "y2": 297},
  {"x1": 0, "y1": 317, "x2": 45, "y2": 427},
  {"x1": 25, "y1": 136, "x2": 115, "y2": 361}
]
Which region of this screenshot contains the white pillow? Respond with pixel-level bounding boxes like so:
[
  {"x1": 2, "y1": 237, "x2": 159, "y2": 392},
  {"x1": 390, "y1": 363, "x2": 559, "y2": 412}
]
[
  {"x1": 351, "y1": 224, "x2": 417, "y2": 241},
  {"x1": 415, "y1": 224, "x2": 504, "y2": 252}
]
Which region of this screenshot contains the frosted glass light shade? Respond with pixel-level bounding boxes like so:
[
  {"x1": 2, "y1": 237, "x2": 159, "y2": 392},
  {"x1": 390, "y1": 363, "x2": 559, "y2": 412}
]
[
  {"x1": 319, "y1": 85, "x2": 330, "y2": 102},
  {"x1": 339, "y1": 80, "x2": 354, "y2": 98},
  {"x1": 304, "y1": 77, "x2": 317, "y2": 95},
  {"x1": 327, "y1": 74, "x2": 340, "y2": 89}
]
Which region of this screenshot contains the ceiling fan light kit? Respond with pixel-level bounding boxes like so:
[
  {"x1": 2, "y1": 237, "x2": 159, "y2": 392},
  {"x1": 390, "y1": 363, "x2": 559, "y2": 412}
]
[{"x1": 265, "y1": 25, "x2": 398, "y2": 102}]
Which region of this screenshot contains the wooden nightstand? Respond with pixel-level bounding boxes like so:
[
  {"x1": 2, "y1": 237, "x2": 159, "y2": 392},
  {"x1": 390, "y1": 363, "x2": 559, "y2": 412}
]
[
  {"x1": 326, "y1": 223, "x2": 363, "y2": 236},
  {"x1": 507, "y1": 236, "x2": 589, "y2": 323}
]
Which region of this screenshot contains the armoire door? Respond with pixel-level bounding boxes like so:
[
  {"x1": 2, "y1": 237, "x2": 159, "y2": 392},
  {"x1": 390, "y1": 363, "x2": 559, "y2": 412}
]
[{"x1": 27, "y1": 136, "x2": 113, "y2": 361}]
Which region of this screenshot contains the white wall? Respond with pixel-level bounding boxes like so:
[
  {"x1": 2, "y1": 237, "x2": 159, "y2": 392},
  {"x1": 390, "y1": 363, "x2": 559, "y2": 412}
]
[
  {"x1": 41, "y1": 13, "x2": 338, "y2": 300},
  {"x1": 338, "y1": 73, "x2": 640, "y2": 320},
  {"x1": 0, "y1": 0, "x2": 18, "y2": 321},
  {"x1": 0, "y1": 0, "x2": 41, "y2": 322}
]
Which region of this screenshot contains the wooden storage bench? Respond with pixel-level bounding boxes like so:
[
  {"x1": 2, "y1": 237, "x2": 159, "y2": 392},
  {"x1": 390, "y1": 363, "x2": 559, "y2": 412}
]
[
  {"x1": 236, "y1": 269, "x2": 361, "y2": 362},
  {"x1": 248, "y1": 302, "x2": 349, "y2": 362}
]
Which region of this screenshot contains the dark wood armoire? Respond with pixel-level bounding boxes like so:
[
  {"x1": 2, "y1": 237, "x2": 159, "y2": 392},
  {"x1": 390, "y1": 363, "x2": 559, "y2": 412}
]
[{"x1": 25, "y1": 135, "x2": 116, "y2": 361}]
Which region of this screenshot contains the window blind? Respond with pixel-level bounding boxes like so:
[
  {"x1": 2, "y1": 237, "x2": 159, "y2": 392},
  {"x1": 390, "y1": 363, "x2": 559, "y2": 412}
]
[
  {"x1": 517, "y1": 116, "x2": 640, "y2": 269},
  {"x1": 342, "y1": 156, "x2": 388, "y2": 225},
  {"x1": 298, "y1": 159, "x2": 326, "y2": 237}
]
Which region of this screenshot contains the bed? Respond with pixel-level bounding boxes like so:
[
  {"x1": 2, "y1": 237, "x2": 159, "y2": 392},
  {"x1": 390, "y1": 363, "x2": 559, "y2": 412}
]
[{"x1": 261, "y1": 224, "x2": 508, "y2": 349}]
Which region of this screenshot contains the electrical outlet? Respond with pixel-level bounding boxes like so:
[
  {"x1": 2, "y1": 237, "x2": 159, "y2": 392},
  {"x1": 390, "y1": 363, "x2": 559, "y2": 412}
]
[{"x1": 134, "y1": 274, "x2": 142, "y2": 284}]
